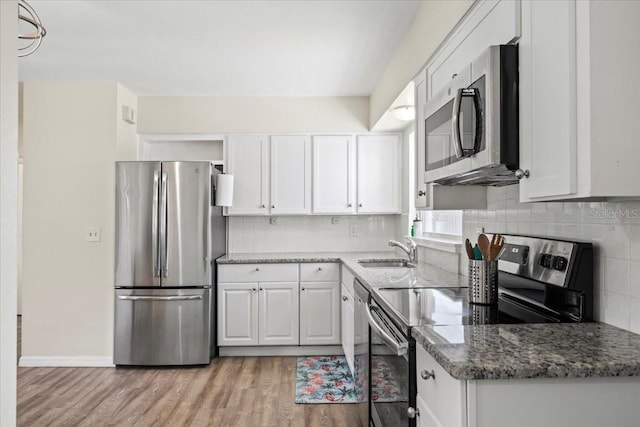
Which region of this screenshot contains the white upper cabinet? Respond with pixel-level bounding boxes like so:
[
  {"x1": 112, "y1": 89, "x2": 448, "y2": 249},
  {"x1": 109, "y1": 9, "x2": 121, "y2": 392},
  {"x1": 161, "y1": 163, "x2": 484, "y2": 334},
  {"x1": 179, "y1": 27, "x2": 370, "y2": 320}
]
[
  {"x1": 357, "y1": 135, "x2": 400, "y2": 214},
  {"x1": 519, "y1": 0, "x2": 640, "y2": 201},
  {"x1": 414, "y1": 71, "x2": 428, "y2": 209},
  {"x1": 270, "y1": 135, "x2": 311, "y2": 214},
  {"x1": 226, "y1": 135, "x2": 269, "y2": 215},
  {"x1": 312, "y1": 135, "x2": 356, "y2": 214}
]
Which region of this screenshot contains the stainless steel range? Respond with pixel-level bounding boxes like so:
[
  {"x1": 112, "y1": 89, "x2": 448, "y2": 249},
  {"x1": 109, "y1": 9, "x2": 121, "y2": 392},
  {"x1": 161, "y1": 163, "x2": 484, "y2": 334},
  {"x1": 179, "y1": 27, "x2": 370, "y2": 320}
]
[{"x1": 355, "y1": 234, "x2": 593, "y2": 427}]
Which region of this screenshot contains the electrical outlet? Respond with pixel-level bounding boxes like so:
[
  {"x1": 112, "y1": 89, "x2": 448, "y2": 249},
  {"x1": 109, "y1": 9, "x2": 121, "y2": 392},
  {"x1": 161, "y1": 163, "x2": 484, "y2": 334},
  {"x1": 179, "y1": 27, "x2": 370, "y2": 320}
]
[
  {"x1": 85, "y1": 227, "x2": 101, "y2": 242},
  {"x1": 270, "y1": 217, "x2": 278, "y2": 225},
  {"x1": 331, "y1": 217, "x2": 339, "y2": 225},
  {"x1": 476, "y1": 227, "x2": 485, "y2": 234},
  {"x1": 349, "y1": 224, "x2": 358, "y2": 237}
]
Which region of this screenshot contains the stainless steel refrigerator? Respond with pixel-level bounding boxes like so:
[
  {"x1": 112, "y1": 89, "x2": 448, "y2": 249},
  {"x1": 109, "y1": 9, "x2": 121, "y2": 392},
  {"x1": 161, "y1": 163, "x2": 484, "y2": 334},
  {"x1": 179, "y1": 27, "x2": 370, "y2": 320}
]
[{"x1": 114, "y1": 161, "x2": 226, "y2": 365}]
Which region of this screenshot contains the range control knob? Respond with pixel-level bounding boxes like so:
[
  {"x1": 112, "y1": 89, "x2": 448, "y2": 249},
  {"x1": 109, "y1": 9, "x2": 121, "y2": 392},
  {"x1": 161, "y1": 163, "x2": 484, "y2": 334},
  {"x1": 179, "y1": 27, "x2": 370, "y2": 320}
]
[
  {"x1": 539, "y1": 254, "x2": 551, "y2": 268},
  {"x1": 554, "y1": 256, "x2": 568, "y2": 271}
]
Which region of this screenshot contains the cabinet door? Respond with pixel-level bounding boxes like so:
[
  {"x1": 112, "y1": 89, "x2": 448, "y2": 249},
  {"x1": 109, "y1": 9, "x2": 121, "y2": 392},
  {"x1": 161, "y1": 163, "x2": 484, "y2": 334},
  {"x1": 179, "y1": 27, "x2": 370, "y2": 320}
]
[
  {"x1": 414, "y1": 71, "x2": 428, "y2": 209},
  {"x1": 218, "y1": 283, "x2": 258, "y2": 346},
  {"x1": 519, "y1": 0, "x2": 577, "y2": 200},
  {"x1": 341, "y1": 284, "x2": 355, "y2": 374},
  {"x1": 416, "y1": 393, "x2": 443, "y2": 427},
  {"x1": 300, "y1": 281, "x2": 341, "y2": 345},
  {"x1": 270, "y1": 135, "x2": 311, "y2": 215},
  {"x1": 357, "y1": 135, "x2": 400, "y2": 214},
  {"x1": 226, "y1": 135, "x2": 269, "y2": 215},
  {"x1": 312, "y1": 136, "x2": 356, "y2": 214},
  {"x1": 259, "y1": 282, "x2": 299, "y2": 345}
]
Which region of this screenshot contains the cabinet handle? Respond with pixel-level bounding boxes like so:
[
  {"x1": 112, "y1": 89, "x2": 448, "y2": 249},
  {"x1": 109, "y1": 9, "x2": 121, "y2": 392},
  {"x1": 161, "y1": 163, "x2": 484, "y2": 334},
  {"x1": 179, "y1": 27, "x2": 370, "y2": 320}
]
[
  {"x1": 418, "y1": 190, "x2": 426, "y2": 197},
  {"x1": 515, "y1": 169, "x2": 530, "y2": 180},
  {"x1": 342, "y1": 296, "x2": 348, "y2": 301},
  {"x1": 421, "y1": 370, "x2": 435, "y2": 380},
  {"x1": 451, "y1": 73, "x2": 458, "y2": 79},
  {"x1": 407, "y1": 407, "x2": 420, "y2": 419}
]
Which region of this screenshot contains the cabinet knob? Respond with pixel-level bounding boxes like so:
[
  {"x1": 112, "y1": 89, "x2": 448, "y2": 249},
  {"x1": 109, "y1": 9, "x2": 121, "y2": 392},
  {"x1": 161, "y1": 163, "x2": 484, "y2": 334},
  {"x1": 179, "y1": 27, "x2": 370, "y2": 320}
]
[
  {"x1": 451, "y1": 73, "x2": 458, "y2": 79},
  {"x1": 342, "y1": 296, "x2": 348, "y2": 301},
  {"x1": 418, "y1": 190, "x2": 426, "y2": 197},
  {"x1": 252, "y1": 287, "x2": 257, "y2": 292},
  {"x1": 515, "y1": 169, "x2": 530, "y2": 180},
  {"x1": 301, "y1": 287, "x2": 305, "y2": 291},
  {"x1": 261, "y1": 204, "x2": 266, "y2": 208},
  {"x1": 421, "y1": 370, "x2": 435, "y2": 380},
  {"x1": 259, "y1": 287, "x2": 263, "y2": 291},
  {"x1": 272, "y1": 204, "x2": 275, "y2": 209},
  {"x1": 348, "y1": 203, "x2": 353, "y2": 208},
  {"x1": 407, "y1": 407, "x2": 420, "y2": 419},
  {"x1": 255, "y1": 267, "x2": 260, "y2": 271},
  {"x1": 359, "y1": 203, "x2": 363, "y2": 207},
  {"x1": 317, "y1": 267, "x2": 322, "y2": 271}
]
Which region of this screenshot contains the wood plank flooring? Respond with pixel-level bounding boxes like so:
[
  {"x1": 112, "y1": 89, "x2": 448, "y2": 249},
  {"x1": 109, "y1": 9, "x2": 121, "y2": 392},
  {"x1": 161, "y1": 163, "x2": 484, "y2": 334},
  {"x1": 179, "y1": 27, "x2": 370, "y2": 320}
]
[{"x1": 16, "y1": 318, "x2": 363, "y2": 427}]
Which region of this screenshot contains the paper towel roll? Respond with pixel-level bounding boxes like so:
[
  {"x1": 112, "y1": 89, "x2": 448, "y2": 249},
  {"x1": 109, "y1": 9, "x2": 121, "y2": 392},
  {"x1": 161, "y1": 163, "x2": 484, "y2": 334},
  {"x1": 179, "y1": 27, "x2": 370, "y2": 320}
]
[{"x1": 215, "y1": 174, "x2": 234, "y2": 207}]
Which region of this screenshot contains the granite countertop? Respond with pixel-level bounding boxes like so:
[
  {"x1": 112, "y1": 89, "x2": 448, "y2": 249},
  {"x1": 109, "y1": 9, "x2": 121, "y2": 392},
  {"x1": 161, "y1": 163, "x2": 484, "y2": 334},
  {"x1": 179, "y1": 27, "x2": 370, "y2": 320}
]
[
  {"x1": 217, "y1": 251, "x2": 466, "y2": 291},
  {"x1": 412, "y1": 323, "x2": 640, "y2": 380}
]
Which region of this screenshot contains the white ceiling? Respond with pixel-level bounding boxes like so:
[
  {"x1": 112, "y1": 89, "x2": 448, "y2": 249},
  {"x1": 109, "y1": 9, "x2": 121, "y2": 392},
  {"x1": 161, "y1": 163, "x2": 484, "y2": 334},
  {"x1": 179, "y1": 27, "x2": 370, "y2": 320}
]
[{"x1": 19, "y1": 0, "x2": 420, "y2": 97}]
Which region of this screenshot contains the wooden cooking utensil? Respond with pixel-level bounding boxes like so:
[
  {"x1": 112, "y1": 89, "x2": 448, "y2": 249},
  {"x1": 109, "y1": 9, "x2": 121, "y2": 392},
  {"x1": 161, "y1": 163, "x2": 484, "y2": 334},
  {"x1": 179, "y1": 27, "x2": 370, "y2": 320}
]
[
  {"x1": 478, "y1": 233, "x2": 490, "y2": 261},
  {"x1": 489, "y1": 234, "x2": 505, "y2": 261},
  {"x1": 465, "y1": 238, "x2": 475, "y2": 260}
]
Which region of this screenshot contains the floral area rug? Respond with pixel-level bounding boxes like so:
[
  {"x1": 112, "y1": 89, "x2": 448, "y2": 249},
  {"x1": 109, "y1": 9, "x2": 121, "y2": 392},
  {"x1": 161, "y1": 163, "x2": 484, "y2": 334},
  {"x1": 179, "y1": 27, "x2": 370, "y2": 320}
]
[{"x1": 294, "y1": 355, "x2": 406, "y2": 404}]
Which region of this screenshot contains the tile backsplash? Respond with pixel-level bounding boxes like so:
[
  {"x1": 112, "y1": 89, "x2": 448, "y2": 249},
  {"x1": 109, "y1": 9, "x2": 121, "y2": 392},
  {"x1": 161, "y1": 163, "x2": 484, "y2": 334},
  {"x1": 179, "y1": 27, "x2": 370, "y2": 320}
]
[
  {"x1": 228, "y1": 215, "x2": 396, "y2": 253},
  {"x1": 464, "y1": 185, "x2": 640, "y2": 334}
]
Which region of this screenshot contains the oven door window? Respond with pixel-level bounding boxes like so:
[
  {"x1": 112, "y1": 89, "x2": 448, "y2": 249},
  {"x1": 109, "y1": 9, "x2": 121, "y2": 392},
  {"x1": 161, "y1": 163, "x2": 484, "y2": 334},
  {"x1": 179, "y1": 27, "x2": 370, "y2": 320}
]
[
  {"x1": 425, "y1": 75, "x2": 486, "y2": 171},
  {"x1": 370, "y1": 324, "x2": 410, "y2": 426}
]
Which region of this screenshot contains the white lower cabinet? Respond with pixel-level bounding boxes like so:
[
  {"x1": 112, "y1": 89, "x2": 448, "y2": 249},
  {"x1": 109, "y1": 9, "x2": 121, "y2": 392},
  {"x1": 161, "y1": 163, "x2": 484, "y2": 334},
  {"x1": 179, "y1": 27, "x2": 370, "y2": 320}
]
[
  {"x1": 416, "y1": 345, "x2": 640, "y2": 427},
  {"x1": 299, "y1": 282, "x2": 340, "y2": 345},
  {"x1": 258, "y1": 282, "x2": 299, "y2": 346},
  {"x1": 340, "y1": 283, "x2": 354, "y2": 374},
  {"x1": 218, "y1": 263, "x2": 341, "y2": 348}
]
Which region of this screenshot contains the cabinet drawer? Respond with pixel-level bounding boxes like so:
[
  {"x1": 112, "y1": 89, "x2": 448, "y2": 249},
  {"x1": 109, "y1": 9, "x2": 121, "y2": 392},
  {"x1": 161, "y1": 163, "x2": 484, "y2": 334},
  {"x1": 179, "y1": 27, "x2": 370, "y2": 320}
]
[
  {"x1": 416, "y1": 346, "x2": 466, "y2": 427},
  {"x1": 300, "y1": 263, "x2": 339, "y2": 282},
  {"x1": 218, "y1": 263, "x2": 299, "y2": 283},
  {"x1": 340, "y1": 265, "x2": 355, "y2": 295}
]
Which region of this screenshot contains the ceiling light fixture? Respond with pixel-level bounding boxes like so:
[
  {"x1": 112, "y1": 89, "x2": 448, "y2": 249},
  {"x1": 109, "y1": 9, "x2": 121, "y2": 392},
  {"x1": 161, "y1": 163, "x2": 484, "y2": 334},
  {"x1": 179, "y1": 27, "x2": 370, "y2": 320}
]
[
  {"x1": 18, "y1": 0, "x2": 47, "y2": 58},
  {"x1": 391, "y1": 105, "x2": 415, "y2": 121}
]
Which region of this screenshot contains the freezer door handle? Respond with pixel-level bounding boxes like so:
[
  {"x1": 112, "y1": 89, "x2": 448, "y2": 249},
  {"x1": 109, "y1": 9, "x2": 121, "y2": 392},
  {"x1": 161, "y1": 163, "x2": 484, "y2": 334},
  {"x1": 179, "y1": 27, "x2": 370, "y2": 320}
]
[
  {"x1": 160, "y1": 171, "x2": 169, "y2": 278},
  {"x1": 117, "y1": 295, "x2": 203, "y2": 302},
  {"x1": 152, "y1": 170, "x2": 160, "y2": 277}
]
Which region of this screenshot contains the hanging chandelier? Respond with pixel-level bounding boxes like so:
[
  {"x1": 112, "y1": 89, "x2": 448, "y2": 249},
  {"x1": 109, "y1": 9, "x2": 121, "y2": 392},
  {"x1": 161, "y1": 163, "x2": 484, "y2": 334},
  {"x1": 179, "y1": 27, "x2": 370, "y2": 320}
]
[{"x1": 18, "y1": 0, "x2": 47, "y2": 57}]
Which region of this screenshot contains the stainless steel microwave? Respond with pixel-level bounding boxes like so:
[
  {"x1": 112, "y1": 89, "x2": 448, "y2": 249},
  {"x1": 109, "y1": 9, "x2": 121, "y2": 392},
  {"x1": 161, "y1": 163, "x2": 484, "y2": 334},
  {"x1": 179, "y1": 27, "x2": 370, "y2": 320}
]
[{"x1": 423, "y1": 44, "x2": 519, "y2": 186}]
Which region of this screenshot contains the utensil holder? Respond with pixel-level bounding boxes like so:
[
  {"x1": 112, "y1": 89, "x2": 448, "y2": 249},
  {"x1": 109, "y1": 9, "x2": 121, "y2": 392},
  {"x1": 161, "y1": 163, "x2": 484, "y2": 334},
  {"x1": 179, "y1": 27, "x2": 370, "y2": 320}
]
[{"x1": 468, "y1": 260, "x2": 498, "y2": 305}]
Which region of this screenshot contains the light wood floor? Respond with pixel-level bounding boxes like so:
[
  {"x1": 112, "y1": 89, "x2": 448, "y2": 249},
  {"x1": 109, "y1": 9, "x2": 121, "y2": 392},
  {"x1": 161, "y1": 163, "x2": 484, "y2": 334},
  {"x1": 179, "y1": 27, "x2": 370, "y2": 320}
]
[{"x1": 16, "y1": 318, "x2": 363, "y2": 427}]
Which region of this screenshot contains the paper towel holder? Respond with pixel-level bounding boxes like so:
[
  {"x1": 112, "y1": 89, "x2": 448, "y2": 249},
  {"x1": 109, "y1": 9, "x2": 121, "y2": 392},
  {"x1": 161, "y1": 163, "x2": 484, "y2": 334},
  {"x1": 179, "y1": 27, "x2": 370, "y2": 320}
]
[{"x1": 214, "y1": 173, "x2": 234, "y2": 207}]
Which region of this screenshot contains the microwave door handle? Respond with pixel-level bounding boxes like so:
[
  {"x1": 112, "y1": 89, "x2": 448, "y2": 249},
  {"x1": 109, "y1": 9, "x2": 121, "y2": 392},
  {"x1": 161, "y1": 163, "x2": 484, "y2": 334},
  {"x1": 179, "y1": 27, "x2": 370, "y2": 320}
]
[
  {"x1": 365, "y1": 303, "x2": 408, "y2": 356},
  {"x1": 451, "y1": 88, "x2": 465, "y2": 158},
  {"x1": 452, "y1": 88, "x2": 482, "y2": 158}
]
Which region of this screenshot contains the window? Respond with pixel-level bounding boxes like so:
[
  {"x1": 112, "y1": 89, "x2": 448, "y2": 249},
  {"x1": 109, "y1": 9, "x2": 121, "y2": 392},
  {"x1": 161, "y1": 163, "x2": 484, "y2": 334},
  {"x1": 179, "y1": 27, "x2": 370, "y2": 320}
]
[{"x1": 418, "y1": 210, "x2": 462, "y2": 237}]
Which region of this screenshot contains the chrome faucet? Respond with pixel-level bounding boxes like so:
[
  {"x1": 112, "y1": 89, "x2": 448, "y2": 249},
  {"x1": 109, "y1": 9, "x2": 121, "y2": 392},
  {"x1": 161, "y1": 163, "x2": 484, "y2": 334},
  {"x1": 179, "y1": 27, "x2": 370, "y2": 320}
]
[{"x1": 389, "y1": 237, "x2": 417, "y2": 265}]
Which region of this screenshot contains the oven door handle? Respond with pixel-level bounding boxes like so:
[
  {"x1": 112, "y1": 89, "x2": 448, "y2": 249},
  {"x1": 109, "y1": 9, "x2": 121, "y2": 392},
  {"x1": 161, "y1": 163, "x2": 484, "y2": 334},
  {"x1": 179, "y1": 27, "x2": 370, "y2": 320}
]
[{"x1": 365, "y1": 303, "x2": 408, "y2": 357}]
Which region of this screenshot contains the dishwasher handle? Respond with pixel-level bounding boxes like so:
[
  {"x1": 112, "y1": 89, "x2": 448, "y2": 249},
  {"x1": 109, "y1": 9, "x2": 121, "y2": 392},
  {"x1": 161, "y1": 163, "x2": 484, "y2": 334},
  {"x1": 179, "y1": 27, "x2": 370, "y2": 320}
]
[
  {"x1": 365, "y1": 302, "x2": 408, "y2": 356},
  {"x1": 117, "y1": 295, "x2": 203, "y2": 302}
]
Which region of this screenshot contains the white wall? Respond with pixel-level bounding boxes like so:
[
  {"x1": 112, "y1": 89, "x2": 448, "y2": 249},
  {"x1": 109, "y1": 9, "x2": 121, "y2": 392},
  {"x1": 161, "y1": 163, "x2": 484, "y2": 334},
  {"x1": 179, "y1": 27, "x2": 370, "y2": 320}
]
[
  {"x1": 21, "y1": 81, "x2": 137, "y2": 366},
  {"x1": 0, "y1": 1, "x2": 18, "y2": 423},
  {"x1": 369, "y1": 0, "x2": 473, "y2": 128},
  {"x1": 138, "y1": 96, "x2": 369, "y2": 133},
  {"x1": 465, "y1": 185, "x2": 640, "y2": 334},
  {"x1": 228, "y1": 215, "x2": 396, "y2": 253}
]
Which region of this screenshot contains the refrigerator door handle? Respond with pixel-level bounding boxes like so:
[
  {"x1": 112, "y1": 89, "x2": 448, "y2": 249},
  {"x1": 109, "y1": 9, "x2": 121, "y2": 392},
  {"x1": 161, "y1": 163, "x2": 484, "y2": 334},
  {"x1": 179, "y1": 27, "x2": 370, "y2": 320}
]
[
  {"x1": 117, "y1": 295, "x2": 203, "y2": 302},
  {"x1": 152, "y1": 170, "x2": 160, "y2": 277},
  {"x1": 160, "y1": 171, "x2": 169, "y2": 278}
]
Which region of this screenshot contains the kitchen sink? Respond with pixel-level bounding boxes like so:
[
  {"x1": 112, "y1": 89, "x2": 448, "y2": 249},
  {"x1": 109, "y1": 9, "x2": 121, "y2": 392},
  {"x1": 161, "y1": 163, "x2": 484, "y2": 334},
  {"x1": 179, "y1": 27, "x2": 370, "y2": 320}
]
[{"x1": 358, "y1": 259, "x2": 416, "y2": 268}]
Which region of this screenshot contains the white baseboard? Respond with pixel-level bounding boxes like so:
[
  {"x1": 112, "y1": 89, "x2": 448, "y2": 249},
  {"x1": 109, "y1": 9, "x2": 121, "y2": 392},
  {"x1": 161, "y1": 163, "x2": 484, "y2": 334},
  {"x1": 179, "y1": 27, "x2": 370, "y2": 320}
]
[
  {"x1": 219, "y1": 345, "x2": 343, "y2": 357},
  {"x1": 19, "y1": 356, "x2": 114, "y2": 367}
]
